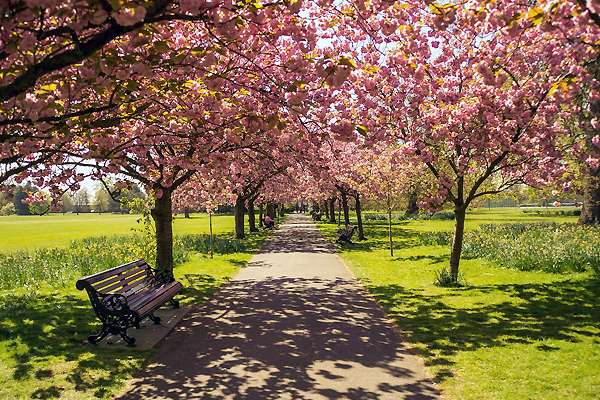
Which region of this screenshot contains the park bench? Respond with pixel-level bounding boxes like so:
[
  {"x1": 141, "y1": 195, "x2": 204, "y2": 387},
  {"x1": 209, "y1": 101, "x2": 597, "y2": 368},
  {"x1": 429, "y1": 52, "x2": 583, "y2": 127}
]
[
  {"x1": 311, "y1": 211, "x2": 322, "y2": 221},
  {"x1": 336, "y1": 225, "x2": 356, "y2": 244},
  {"x1": 76, "y1": 259, "x2": 183, "y2": 347}
]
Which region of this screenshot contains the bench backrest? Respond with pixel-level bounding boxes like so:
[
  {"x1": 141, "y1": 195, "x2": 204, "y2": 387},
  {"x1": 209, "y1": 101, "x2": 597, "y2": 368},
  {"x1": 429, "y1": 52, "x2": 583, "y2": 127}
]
[{"x1": 76, "y1": 259, "x2": 155, "y2": 296}]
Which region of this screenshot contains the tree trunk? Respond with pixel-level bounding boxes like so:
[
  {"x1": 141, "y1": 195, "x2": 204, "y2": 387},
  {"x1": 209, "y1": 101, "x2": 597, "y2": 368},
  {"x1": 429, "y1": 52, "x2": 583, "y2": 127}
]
[
  {"x1": 355, "y1": 194, "x2": 365, "y2": 240},
  {"x1": 184, "y1": 207, "x2": 190, "y2": 219},
  {"x1": 328, "y1": 198, "x2": 336, "y2": 223},
  {"x1": 259, "y1": 204, "x2": 264, "y2": 227},
  {"x1": 449, "y1": 205, "x2": 467, "y2": 281},
  {"x1": 248, "y1": 198, "x2": 259, "y2": 232},
  {"x1": 234, "y1": 195, "x2": 245, "y2": 239},
  {"x1": 323, "y1": 201, "x2": 330, "y2": 220},
  {"x1": 341, "y1": 191, "x2": 350, "y2": 226},
  {"x1": 151, "y1": 188, "x2": 174, "y2": 272},
  {"x1": 209, "y1": 212, "x2": 214, "y2": 259},
  {"x1": 267, "y1": 203, "x2": 276, "y2": 220},
  {"x1": 388, "y1": 206, "x2": 393, "y2": 257},
  {"x1": 405, "y1": 185, "x2": 419, "y2": 216},
  {"x1": 579, "y1": 166, "x2": 600, "y2": 224}
]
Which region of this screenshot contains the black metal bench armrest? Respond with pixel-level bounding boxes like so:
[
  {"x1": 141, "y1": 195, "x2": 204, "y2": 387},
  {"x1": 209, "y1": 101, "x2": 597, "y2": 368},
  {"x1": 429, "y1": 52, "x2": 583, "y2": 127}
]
[
  {"x1": 149, "y1": 267, "x2": 175, "y2": 284},
  {"x1": 99, "y1": 292, "x2": 130, "y2": 312}
]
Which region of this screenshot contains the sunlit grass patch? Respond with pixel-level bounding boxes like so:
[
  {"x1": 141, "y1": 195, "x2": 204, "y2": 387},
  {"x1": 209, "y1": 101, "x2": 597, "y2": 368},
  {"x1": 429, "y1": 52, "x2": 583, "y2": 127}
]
[
  {"x1": 0, "y1": 214, "x2": 269, "y2": 399},
  {"x1": 320, "y1": 208, "x2": 600, "y2": 399}
]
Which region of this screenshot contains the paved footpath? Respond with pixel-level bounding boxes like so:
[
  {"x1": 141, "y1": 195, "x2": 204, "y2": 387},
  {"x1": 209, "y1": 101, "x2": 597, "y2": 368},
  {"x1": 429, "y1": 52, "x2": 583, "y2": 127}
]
[{"x1": 118, "y1": 214, "x2": 441, "y2": 400}]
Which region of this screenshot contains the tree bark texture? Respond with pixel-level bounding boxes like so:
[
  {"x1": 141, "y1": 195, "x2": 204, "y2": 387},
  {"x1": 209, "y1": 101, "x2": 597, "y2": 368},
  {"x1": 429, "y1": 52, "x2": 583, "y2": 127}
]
[
  {"x1": 449, "y1": 206, "x2": 467, "y2": 281},
  {"x1": 405, "y1": 186, "x2": 419, "y2": 216},
  {"x1": 388, "y1": 207, "x2": 393, "y2": 257},
  {"x1": 323, "y1": 201, "x2": 330, "y2": 220},
  {"x1": 355, "y1": 194, "x2": 365, "y2": 240},
  {"x1": 259, "y1": 204, "x2": 264, "y2": 227},
  {"x1": 328, "y1": 198, "x2": 336, "y2": 223},
  {"x1": 151, "y1": 188, "x2": 174, "y2": 272},
  {"x1": 248, "y1": 198, "x2": 259, "y2": 232},
  {"x1": 579, "y1": 165, "x2": 600, "y2": 224},
  {"x1": 579, "y1": 61, "x2": 600, "y2": 224},
  {"x1": 267, "y1": 203, "x2": 276, "y2": 220},
  {"x1": 340, "y1": 190, "x2": 350, "y2": 226},
  {"x1": 234, "y1": 195, "x2": 246, "y2": 239}
]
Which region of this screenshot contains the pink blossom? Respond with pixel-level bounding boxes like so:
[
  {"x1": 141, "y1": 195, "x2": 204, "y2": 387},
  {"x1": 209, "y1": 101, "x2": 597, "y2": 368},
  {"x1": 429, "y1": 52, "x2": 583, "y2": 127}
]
[
  {"x1": 112, "y1": 6, "x2": 147, "y2": 26},
  {"x1": 331, "y1": 121, "x2": 356, "y2": 142}
]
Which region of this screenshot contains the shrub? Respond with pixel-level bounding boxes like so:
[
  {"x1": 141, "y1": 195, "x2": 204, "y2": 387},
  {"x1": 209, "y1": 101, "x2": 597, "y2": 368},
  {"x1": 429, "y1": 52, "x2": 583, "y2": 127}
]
[
  {"x1": 0, "y1": 232, "x2": 250, "y2": 289},
  {"x1": 419, "y1": 231, "x2": 453, "y2": 246},
  {"x1": 364, "y1": 211, "x2": 454, "y2": 221},
  {"x1": 177, "y1": 234, "x2": 246, "y2": 254},
  {"x1": 0, "y1": 203, "x2": 15, "y2": 216},
  {"x1": 433, "y1": 267, "x2": 466, "y2": 287},
  {"x1": 462, "y1": 223, "x2": 600, "y2": 273}
]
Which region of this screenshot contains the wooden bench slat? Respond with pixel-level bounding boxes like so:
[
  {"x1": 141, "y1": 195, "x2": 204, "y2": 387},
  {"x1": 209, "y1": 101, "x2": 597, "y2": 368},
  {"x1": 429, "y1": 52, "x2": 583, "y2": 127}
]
[
  {"x1": 125, "y1": 281, "x2": 179, "y2": 307},
  {"x1": 99, "y1": 270, "x2": 150, "y2": 294},
  {"x1": 120, "y1": 283, "x2": 164, "y2": 307},
  {"x1": 92, "y1": 269, "x2": 147, "y2": 293},
  {"x1": 136, "y1": 282, "x2": 183, "y2": 317},
  {"x1": 82, "y1": 259, "x2": 148, "y2": 285}
]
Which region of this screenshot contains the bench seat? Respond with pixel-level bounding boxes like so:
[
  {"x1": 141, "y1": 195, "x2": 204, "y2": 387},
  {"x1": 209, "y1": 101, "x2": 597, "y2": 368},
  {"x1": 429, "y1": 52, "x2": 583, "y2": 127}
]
[{"x1": 76, "y1": 259, "x2": 183, "y2": 347}]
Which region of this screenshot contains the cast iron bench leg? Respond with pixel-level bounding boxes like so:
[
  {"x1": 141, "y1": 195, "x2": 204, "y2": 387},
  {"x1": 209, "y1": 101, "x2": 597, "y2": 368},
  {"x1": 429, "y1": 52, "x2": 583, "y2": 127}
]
[{"x1": 148, "y1": 313, "x2": 161, "y2": 325}]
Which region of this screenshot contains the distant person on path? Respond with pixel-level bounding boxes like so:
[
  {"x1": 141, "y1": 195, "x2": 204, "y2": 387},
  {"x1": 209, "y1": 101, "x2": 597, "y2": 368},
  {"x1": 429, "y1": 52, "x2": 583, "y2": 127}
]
[{"x1": 264, "y1": 214, "x2": 275, "y2": 230}]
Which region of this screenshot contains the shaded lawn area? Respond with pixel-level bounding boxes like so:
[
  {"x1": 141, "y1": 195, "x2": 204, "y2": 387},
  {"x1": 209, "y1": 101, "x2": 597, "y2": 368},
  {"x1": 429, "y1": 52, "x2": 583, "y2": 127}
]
[
  {"x1": 318, "y1": 210, "x2": 600, "y2": 399},
  {"x1": 0, "y1": 227, "x2": 269, "y2": 399}
]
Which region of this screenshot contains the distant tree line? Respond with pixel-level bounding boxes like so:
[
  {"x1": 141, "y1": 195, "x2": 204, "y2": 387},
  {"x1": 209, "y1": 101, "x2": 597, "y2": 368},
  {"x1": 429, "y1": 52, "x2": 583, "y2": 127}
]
[{"x1": 0, "y1": 183, "x2": 146, "y2": 215}]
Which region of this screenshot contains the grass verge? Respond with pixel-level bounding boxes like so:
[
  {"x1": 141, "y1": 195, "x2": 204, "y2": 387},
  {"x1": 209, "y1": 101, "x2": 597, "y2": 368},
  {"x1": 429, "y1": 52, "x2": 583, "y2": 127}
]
[
  {"x1": 318, "y1": 209, "x2": 600, "y2": 399},
  {"x1": 0, "y1": 225, "x2": 269, "y2": 399},
  {"x1": 0, "y1": 212, "x2": 236, "y2": 252}
]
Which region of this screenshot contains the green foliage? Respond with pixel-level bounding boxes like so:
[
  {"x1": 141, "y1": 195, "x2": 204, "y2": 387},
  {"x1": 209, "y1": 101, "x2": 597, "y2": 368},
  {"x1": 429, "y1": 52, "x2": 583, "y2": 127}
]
[
  {"x1": 419, "y1": 222, "x2": 600, "y2": 274},
  {"x1": 0, "y1": 219, "x2": 269, "y2": 400},
  {"x1": 0, "y1": 235, "x2": 159, "y2": 289},
  {"x1": 522, "y1": 209, "x2": 582, "y2": 216},
  {"x1": 419, "y1": 230, "x2": 453, "y2": 246},
  {"x1": 364, "y1": 211, "x2": 455, "y2": 221},
  {"x1": 462, "y1": 223, "x2": 600, "y2": 273},
  {"x1": 433, "y1": 267, "x2": 466, "y2": 287},
  {"x1": 0, "y1": 202, "x2": 15, "y2": 216},
  {"x1": 327, "y1": 210, "x2": 600, "y2": 400},
  {"x1": 177, "y1": 234, "x2": 246, "y2": 254}
]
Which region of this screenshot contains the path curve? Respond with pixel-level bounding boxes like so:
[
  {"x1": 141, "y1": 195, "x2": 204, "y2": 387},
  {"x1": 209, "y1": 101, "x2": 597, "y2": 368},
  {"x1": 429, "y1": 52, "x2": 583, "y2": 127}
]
[{"x1": 118, "y1": 214, "x2": 441, "y2": 399}]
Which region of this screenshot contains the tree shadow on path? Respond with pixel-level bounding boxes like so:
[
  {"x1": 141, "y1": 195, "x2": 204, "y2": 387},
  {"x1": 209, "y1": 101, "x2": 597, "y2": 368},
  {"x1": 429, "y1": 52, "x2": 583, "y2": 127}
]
[{"x1": 119, "y1": 277, "x2": 439, "y2": 399}]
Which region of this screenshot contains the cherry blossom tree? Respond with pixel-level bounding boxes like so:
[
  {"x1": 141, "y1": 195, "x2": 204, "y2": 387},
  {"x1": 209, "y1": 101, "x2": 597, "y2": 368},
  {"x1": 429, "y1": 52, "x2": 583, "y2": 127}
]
[
  {"x1": 328, "y1": 1, "x2": 584, "y2": 282},
  {"x1": 359, "y1": 144, "x2": 415, "y2": 256},
  {"x1": 458, "y1": 1, "x2": 600, "y2": 224},
  {"x1": 1, "y1": 0, "x2": 362, "y2": 271}
]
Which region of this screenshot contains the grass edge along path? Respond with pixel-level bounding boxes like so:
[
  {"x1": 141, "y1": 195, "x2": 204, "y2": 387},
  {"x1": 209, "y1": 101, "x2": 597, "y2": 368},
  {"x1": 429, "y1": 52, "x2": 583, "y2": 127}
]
[
  {"x1": 0, "y1": 229, "x2": 270, "y2": 399},
  {"x1": 317, "y1": 211, "x2": 600, "y2": 400}
]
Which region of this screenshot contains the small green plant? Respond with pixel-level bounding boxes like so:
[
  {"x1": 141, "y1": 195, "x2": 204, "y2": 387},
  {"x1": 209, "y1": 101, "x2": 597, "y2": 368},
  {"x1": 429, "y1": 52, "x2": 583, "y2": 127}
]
[
  {"x1": 433, "y1": 267, "x2": 466, "y2": 287},
  {"x1": 177, "y1": 234, "x2": 246, "y2": 254},
  {"x1": 0, "y1": 285, "x2": 39, "y2": 318},
  {"x1": 364, "y1": 211, "x2": 455, "y2": 222},
  {"x1": 419, "y1": 231, "x2": 453, "y2": 246}
]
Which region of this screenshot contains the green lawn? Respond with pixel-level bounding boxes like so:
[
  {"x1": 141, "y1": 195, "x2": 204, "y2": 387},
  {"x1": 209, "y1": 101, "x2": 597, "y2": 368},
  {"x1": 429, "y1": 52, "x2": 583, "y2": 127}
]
[
  {"x1": 0, "y1": 212, "x2": 236, "y2": 252},
  {"x1": 319, "y1": 208, "x2": 600, "y2": 399},
  {"x1": 0, "y1": 211, "x2": 269, "y2": 399}
]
